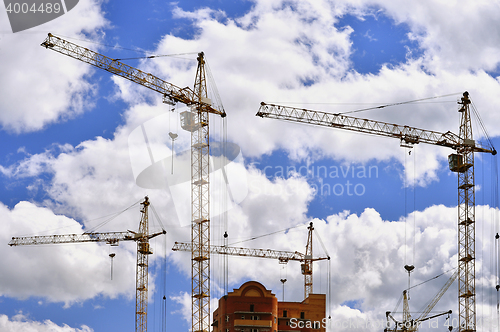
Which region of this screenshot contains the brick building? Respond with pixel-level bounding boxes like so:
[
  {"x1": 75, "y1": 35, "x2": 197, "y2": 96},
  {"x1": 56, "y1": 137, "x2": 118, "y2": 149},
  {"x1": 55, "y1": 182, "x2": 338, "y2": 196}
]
[{"x1": 212, "y1": 281, "x2": 326, "y2": 332}]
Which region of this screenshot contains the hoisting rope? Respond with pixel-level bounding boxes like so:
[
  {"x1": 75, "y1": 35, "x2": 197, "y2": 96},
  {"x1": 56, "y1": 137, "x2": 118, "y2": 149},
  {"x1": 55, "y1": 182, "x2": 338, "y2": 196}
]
[
  {"x1": 50, "y1": 33, "x2": 197, "y2": 60},
  {"x1": 471, "y1": 101, "x2": 496, "y2": 151},
  {"x1": 84, "y1": 198, "x2": 143, "y2": 233},
  {"x1": 150, "y1": 204, "x2": 166, "y2": 232},
  {"x1": 265, "y1": 92, "x2": 462, "y2": 115},
  {"x1": 313, "y1": 227, "x2": 332, "y2": 319},
  {"x1": 406, "y1": 266, "x2": 458, "y2": 292},
  {"x1": 228, "y1": 223, "x2": 305, "y2": 246},
  {"x1": 338, "y1": 92, "x2": 462, "y2": 115}
]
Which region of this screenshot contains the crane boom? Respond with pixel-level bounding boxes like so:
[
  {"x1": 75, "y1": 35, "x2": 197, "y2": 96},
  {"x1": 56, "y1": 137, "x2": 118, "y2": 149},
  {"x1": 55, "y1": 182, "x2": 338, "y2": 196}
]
[
  {"x1": 40, "y1": 33, "x2": 224, "y2": 117},
  {"x1": 173, "y1": 242, "x2": 330, "y2": 262},
  {"x1": 418, "y1": 269, "x2": 459, "y2": 321},
  {"x1": 257, "y1": 102, "x2": 493, "y2": 153},
  {"x1": 9, "y1": 231, "x2": 138, "y2": 246},
  {"x1": 9, "y1": 230, "x2": 165, "y2": 246},
  {"x1": 173, "y1": 221, "x2": 330, "y2": 299},
  {"x1": 386, "y1": 270, "x2": 458, "y2": 331},
  {"x1": 257, "y1": 92, "x2": 496, "y2": 332}
]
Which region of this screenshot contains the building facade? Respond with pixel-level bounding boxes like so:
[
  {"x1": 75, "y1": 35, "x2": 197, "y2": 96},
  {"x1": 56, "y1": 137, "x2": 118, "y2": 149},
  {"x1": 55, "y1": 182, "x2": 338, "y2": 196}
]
[{"x1": 212, "y1": 281, "x2": 326, "y2": 332}]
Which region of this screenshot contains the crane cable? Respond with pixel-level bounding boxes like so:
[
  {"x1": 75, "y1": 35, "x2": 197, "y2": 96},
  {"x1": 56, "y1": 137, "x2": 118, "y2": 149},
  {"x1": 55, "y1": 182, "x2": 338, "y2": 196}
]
[
  {"x1": 84, "y1": 198, "x2": 143, "y2": 234},
  {"x1": 50, "y1": 33, "x2": 198, "y2": 60},
  {"x1": 223, "y1": 111, "x2": 229, "y2": 296},
  {"x1": 390, "y1": 267, "x2": 458, "y2": 322},
  {"x1": 150, "y1": 204, "x2": 166, "y2": 232},
  {"x1": 313, "y1": 227, "x2": 332, "y2": 319},
  {"x1": 162, "y1": 233, "x2": 167, "y2": 332},
  {"x1": 227, "y1": 223, "x2": 306, "y2": 246},
  {"x1": 492, "y1": 153, "x2": 500, "y2": 331},
  {"x1": 471, "y1": 100, "x2": 495, "y2": 151},
  {"x1": 338, "y1": 92, "x2": 463, "y2": 115},
  {"x1": 266, "y1": 92, "x2": 462, "y2": 115}
]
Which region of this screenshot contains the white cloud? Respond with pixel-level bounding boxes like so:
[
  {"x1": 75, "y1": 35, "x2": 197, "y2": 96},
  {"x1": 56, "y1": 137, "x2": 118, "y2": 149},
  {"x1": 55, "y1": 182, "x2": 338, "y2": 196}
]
[
  {"x1": 167, "y1": 200, "x2": 500, "y2": 332},
  {"x1": 0, "y1": 201, "x2": 136, "y2": 305},
  {"x1": 2, "y1": 0, "x2": 500, "y2": 330},
  {"x1": 170, "y1": 291, "x2": 191, "y2": 328},
  {"x1": 128, "y1": 0, "x2": 500, "y2": 188},
  {"x1": 0, "y1": 0, "x2": 108, "y2": 133},
  {"x1": 0, "y1": 312, "x2": 92, "y2": 332}
]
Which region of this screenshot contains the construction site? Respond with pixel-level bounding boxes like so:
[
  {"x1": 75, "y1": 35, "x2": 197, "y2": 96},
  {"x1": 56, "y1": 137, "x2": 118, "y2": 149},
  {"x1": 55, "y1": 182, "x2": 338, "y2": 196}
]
[{"x1": 5, "y1": 26, "x2": 500, "y2": 332}]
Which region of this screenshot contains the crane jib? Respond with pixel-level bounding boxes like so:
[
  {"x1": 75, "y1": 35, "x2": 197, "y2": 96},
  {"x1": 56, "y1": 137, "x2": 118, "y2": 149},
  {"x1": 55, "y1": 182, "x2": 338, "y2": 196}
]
[
  {"x1": 257, "y1": 103, "x2": 495, "y2": 154},
  {"x1": 40, "y1": 33, "x2": 225, "y2": 117}
]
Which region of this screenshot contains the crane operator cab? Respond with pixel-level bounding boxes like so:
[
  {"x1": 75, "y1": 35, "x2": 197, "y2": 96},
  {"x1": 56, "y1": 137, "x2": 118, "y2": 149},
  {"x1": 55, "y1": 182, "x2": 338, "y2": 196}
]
[
  {"x1": 180, "y1": 97, "x2": 212, "y2": 132},
  {"x1": 180, "y1": 107, "x2": 200, "y2": 132}
]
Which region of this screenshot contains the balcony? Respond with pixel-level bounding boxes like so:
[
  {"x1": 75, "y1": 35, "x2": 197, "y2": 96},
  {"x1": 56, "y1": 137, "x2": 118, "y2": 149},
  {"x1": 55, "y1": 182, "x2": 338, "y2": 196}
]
[
  {"x1": 234, "y1": 311, "x2": 272, "y2": 315},
  {"x1": 234, "y1": 319, "x2": 273, "y2": 328}
]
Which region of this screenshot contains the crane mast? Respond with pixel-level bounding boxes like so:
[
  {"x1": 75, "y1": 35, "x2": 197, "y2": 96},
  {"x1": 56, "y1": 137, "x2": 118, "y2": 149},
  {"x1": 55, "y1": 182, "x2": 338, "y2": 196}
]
[
  {"x1": 191, "y1": 51, "x2": 211, "y2": 332},
  {"x1": 8, "y1": 197, "x2": 165, "y2": 332},
  {"x1": 455, "y1": 92, "x2": 476, "y2": 332},
  {"x1": 136, "y1": 197, "x2": 151, "y2": 332},
  {"x1": 302, "y1": 222, "x2": 314, "y2": 299},
  {"x1": 257, "y1": 92, "x2": 496, "y2": 332}
]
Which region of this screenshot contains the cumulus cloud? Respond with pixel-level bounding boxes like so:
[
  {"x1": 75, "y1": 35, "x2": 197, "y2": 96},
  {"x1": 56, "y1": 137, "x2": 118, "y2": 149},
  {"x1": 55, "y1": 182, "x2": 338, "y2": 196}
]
[
  {"x1": 0, "y1": 0, "x2": 108, "y2": 133},
  {"x1": 2, "y1": 0, "x2": 500, "y2": 330},
  {"x1": 126, "y1": 0, "x2": 500, "y2": 188},
  {"x1": 1, "y1": 201, "x2": 136, "y2": 305},
  {"x1": 167, "y1": 202, "x2": 500, "y2": 332},
  {"x1": 0, "y1": 312, "x2": 92, "y2": 332}
]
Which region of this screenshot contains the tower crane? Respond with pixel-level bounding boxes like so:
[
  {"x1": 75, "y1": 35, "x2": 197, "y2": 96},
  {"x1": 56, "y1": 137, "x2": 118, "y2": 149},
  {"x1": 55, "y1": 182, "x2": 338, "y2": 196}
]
[
  {"x1": 256, "y1": 92, "x2": 497, "y2": 332},
  {"x1": 40, "y1": 33, "x2": 227, "y2": 332},
  {"x1": 8, "y1": 197, "x2": 165, "y2": 332},
  {"x1": 172, "y1": 222, "x2": 330, "y2": 299},
  {"x1": 385, "y1": 269, "x2": 458, "y2": 331}
]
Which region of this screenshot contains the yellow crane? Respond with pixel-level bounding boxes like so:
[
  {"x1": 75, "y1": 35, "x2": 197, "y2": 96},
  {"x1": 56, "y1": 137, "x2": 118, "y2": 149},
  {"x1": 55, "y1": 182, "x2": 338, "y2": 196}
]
[
  {"x1": 172, "y1": 222, "x2": 330, "y2": 299},
  {"x1": 256, "y1": 92, "x2": 496, "y2": 332},
  {"x1": 8, "y1": 197, "x2": 165, "y2": 332},
  {"x1": 40, "y1": 33, "x2": 226, "y2": 332}
]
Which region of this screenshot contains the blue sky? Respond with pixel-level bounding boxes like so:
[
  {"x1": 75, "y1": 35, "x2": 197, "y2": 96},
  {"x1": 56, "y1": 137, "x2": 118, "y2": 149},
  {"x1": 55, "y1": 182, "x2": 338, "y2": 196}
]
[{"x1": 1, "y1": 1, "x2": 500, "y2": 332}]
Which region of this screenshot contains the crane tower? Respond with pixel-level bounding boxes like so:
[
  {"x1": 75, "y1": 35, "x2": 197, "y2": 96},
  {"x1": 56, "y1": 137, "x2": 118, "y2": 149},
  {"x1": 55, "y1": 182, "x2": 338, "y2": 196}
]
[
  {"x1": 256, "y1": 92, "x2": 496, "y2": 332},
  {"x1": 40, "y1": 33, "x2": 226, "y2": 332},
  {"x1": 9, "y1": 197, "x2": 165, "y2": 332}
]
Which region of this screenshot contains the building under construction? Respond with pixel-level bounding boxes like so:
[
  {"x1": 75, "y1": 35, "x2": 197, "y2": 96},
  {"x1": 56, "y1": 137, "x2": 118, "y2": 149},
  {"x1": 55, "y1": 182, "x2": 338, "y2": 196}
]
[{"x1": 212, "y1": 281, "x2": 326, "y2": 332}]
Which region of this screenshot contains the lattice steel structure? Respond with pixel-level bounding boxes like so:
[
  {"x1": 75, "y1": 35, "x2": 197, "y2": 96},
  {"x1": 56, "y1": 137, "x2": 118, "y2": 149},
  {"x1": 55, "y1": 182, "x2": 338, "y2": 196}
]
[
  {"x1": 386, "y1": 270, "x2": 457, "y2": 331},
  {"x1": 303, "y1": 222, "x2": 314, "y2": 299},
  {"x1": 9, "y1": 197, "x2": 165, "y2": 332},
  {"x1": 173, "y1": 242, "x2": 305, "y2": 262},
  {"x1": 456, "y1": 92, "x2": 476, "y2": 332},
  {"x1": 257, "y1": 92, "x2": 496, "y2": 332},
  {"x1": 40, "y1": 34, "x2": 226, "y2": 332},
  {"x1": 136, "y1": 197, "x2": 151, "y2": 332},
  {"x1": 191, "y1": 52, "x2": 211, "y2": 332},
  {"x1": 9, "y1": 231, "x2": 136, "y2": 246},
  {"x1": 173, "y1": 222, "x2": 329, "y2": 299}
]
